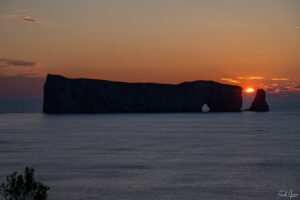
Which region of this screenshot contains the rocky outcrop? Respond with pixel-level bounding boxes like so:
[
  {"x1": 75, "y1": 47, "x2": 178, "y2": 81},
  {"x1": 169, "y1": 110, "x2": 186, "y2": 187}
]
[
  {"x1": 248, "y1": 89, "x2": 269, "y2": 112},
  {"x1": 43, "y1": 74, "x2": 242, "y2": 113}
]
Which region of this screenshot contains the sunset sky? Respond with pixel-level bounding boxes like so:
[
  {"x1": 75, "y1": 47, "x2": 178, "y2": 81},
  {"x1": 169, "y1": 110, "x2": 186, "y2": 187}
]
[{"x1": 0, "y1": 0, "x2": 299, "y2": 98}]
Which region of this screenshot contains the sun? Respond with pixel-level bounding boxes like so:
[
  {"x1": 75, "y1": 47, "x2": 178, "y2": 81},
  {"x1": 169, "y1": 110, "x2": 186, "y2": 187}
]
[{"x1": 245, "y1": 87, "x2": 255, "y2": 93}]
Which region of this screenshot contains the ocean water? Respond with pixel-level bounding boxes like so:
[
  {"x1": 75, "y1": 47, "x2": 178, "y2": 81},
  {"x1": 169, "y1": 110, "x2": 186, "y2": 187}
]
[{"x1": 0, "y1": 101, "x2": 299, "y2": 200}]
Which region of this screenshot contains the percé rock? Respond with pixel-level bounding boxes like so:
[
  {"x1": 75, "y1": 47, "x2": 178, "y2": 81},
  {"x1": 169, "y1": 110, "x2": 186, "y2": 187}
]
[
  {"x1": 248, "y1": 89, "x2": 269, "y2": 112},
  {"x1": 43, "y1": 74, "x2": 242, "y2": 113}
]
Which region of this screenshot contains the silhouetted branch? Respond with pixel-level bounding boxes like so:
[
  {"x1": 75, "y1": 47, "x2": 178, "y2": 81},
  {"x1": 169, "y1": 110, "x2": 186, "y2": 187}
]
[{"x1": 0, "y1": 167, "x2": 49, "y2": 200}]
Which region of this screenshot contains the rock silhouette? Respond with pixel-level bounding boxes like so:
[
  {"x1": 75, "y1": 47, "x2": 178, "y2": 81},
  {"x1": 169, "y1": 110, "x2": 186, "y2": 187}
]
[
  {"x1": 43, "y1": 74, "x2": 242, "y2": 113},
  {"x1": 248, "y1": 89, "x2": 269, "y2": 112}
]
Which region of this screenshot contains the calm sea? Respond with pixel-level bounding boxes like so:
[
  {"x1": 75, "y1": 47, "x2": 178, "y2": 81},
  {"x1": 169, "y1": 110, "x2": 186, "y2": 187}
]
[{"x1": 0, "y1": 99, "x2": 299, "y2": 200}]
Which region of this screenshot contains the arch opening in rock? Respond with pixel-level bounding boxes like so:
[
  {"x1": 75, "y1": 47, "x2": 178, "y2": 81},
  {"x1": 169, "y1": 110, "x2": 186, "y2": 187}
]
[{"x1": 202, "y1": 104, "x2": 210, "y2": 112}]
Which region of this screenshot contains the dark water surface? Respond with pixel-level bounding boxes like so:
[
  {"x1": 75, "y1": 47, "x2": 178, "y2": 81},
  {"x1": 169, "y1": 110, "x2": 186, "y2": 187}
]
[{"x1": 0, "y1": 108, "x2": 299, "y2": 200}]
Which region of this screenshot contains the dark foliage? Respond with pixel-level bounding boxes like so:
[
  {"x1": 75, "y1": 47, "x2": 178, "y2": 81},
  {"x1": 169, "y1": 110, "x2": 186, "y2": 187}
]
[{"x1": 0, "y1": 167, "x2": 49, "y2": 200}]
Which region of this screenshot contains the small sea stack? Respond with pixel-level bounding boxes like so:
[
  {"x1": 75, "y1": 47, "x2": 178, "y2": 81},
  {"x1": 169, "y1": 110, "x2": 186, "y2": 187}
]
[{"x1": 248, "y1": 89, "x2": 269, "y2": 112}]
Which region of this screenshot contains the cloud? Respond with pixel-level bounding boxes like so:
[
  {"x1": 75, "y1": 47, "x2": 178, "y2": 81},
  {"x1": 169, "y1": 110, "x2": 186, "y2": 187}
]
[
  {"x1": 221, "y1": 78, "x2": 240, "y2": 84},
  {"x1": 0, "y1": 58, "x2": 40, "y2": 68},
  {"x1": 265, "y1": 81, "x2": 300, "y2": 94},
  {"x1": 0, "y1": 58, "x2": 43, "y2": 78},
  {"x1": 4, "y1": 9, "x2": 59, "y2": 26},
  {"x1": 237, "y1": 76, "x2": 265, "y2": 80},
  {"x1": 22, "y1": 15, "x2": 40, "y2": 22},
  {"x1": 271, "y1": 78, "x2": 290, "y2": 81},
  {"x1": 220, "y1": 76, "x2": 298, "y2": 94},
  {"x1": 297, "y1": 27, "x2": 300, "y2": 29},
  {"x1": 5, "y1": 14, "x2": 40, "y2": 23},
  {"x1": 257, "y1": 83, "x2": 269, "y2": 89}
]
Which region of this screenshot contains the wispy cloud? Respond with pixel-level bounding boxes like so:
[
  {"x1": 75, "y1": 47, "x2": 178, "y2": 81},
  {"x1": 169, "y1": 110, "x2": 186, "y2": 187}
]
[
  {"x1": 271, "y1": 78, "x2": 290, "y2": 81},
  {"x1": 4, "y1": 9, "x2": 59, "y2": 26},
  {"x1": 5, "y1": 14, "x2": 40, "y2": 23},
  {"x1": 0, "y1": 58, "x2": 40, "y2": 68},
  {"x1": 296, "y1": 27, "x2": 300, "y2": 29},
  {"x1": 266, "y1": 82, "x2": 300, "y2": 94},
  {"x1": 219, "y1": 76, "x2": 299, "y2": 94},
  {"x1": 221, "y1": 78, "x2": 240, "y2": 84},
  {"x1": 0, "y1": 58, "x2": 43, "y2": 77},
  {"x1": 237, "y1": 76, "x2": 265, "y2": 80},
  {"x1": 257, "y1": 83, "x2": 269, "y2": 89},
  {"x1": 21, "y1": 15, "x2": 40, "y2": 22}
]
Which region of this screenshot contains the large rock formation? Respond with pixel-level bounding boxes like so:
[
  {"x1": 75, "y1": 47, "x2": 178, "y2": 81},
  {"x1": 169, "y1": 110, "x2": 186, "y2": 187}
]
[
  {"x1": 248, "y1": 89, "x2": 269, "y2": 112},
  {"x1": 43, "y1": 74, "x2": 242, "y2": 113}
]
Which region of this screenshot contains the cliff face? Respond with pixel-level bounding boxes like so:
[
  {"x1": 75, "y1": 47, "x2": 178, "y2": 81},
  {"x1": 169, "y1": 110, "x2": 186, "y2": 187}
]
[
  {"x1": 248, "y1": 89, "x2": 269, "y2": 112},
  {"x1": 43, "y1": 74, "x2": 242, "y2": 113}
]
